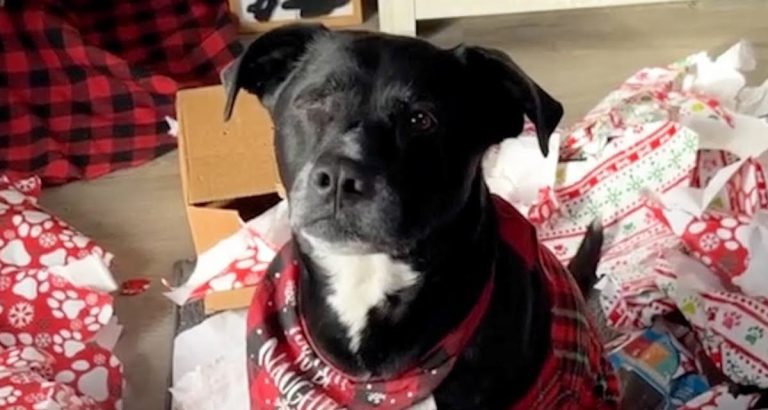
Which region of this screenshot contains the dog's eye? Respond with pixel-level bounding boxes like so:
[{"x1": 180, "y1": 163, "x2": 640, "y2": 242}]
[{"x1": 408, "y1": 110, "x2": 437, "y2": 134}]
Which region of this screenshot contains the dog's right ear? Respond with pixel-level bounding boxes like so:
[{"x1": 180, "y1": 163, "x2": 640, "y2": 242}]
[
  {"x1": 222, "y1": 24, "x2": 328, "y2": 121},
  {"x1": 456, "y1": 46, "x2": 563, "y2": 157}
]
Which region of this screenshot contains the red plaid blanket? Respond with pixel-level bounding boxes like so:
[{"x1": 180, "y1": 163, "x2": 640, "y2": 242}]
[{"x1": 0, "y1": 0, "x2": 241, "y2": 185}]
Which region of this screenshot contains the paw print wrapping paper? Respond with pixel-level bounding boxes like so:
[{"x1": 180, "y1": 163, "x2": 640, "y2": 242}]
[
  {"x1": 164, "y1": 200, "x2": 290, "y2": 305},
  {"x1": 650, "y1": 158, "x2": 768, "y2": 389},
  {"x1": 0, "y1": 175, "x2": 123, "y2": 409}
]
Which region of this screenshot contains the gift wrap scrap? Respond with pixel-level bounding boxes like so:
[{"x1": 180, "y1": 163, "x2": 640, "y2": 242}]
[
  {"x1": 166, "y1": 41, "x2": 768, "y2": 409},
  {"x1": 0, "y1": 175, "x2": 124, "y2": 409}
]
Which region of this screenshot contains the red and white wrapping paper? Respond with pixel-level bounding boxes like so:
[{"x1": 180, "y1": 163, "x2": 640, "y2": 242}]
[
  {"x1": 485, "y1": 65, "x2": 705, "y2": 331},
  {"x1": 483, "y1": 124, "x2": 562, "y2": 220},
  {"x1": 652, "y1": 251, "x2": 768, "y2": 388},
  {"x1": 651, "y1": 167, "x2": 768, "y2": 388},
  {"x1": 485, "y1": 40, "x2": 768, "y2": 395},
  {"x1": 0, "y1": 175, "x2": 123, "y2": 409},
  {"x1": 164, "y1": 201, "x2": 289, "y2": 305}
]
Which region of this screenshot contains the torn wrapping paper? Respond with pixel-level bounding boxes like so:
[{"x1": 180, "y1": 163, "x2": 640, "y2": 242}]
[
  {"x1": 652, "y1": 208, "x2": 750, "y2": 290},
  {"x1": 484, "y1": 40, "x2": 768, "y2": 395},
  {"x1": 484, "y1": 67, "x2": 703, "y2": 331},
  {"x1": 654, "y1": 134, "x2": 768, "y2": 299},
  {"x1": 651, "y1": 249, "x2": 768, "y2": 389},
  {"x1": 0, "y1": 175, "x2": 123, "y2": 409},
  {"x1": 164, "y1": 201, "x2": 289, "y2": 305},
  {"x1": 483, "y1": 125, "x2": 561, "y2": 220},
  {"x1": 0, "y1": 346, "x2": 105, "y2": 409},
  {"x1": 645, "y1": 54, "x2": 768, "y2": 387},
  {"x1": 119, "y1": 278, "x2": 151, "y2": 296}
]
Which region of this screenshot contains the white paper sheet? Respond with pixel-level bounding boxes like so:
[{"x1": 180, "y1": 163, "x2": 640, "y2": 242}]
[
  {"x1": 49, "y1": 254, "x2": 118, "y2": 293},
  {"x1": 171, "y1": 310, "x2": 249, "y2": 410},
  {"x1": 166, "y1": 116, "x2": 179, "y2": 137},
  {"x1": 657, "y1": 40, "x2": 768, "y2": 298},
  {"x1": 729, "y1": 211, "x2": 768, "y2": 298},
  {"x1": 483, "y1": 133, "x2": 561, "y2": 213}
]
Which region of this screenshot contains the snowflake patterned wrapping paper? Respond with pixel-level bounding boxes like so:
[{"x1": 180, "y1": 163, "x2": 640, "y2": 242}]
[
  {"x1": 484, "y1": 40, "x2": 768, "y2": 393},
  {"x1": 0, "y1": 175, "x2": 124, "y2": 409},
  {"x1": 535, "y1": 69, "x2": 705, "y2": 331}
]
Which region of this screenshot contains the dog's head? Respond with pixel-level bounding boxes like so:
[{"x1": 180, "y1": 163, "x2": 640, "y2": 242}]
[{"x1": 223, "y1": 25, "x2": 562, "y2": 256}]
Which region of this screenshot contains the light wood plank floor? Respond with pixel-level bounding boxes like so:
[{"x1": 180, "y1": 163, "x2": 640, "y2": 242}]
[{"x1": 39, "y1": 1, "x2": 768, "y2": 408}]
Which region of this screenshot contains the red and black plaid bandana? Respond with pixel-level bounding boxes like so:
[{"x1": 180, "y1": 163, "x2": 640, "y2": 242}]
[
  {"x1": 246, "y1": 196, "x2": 620, "y2": 409},
  {"x1": 246, "y1": 244, "x2": 494, "y2": 409},
  {"x1": 0, "y1": 0, "x2": 241, "y2": 185}
]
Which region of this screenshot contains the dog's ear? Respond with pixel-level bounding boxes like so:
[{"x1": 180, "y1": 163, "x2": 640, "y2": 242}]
[
  {"x1": 222, "y1": 24, "x2": 328, "y2": 121},
  {"x1": 457, "y1": 46, "x2": 563, "y2": 157}
]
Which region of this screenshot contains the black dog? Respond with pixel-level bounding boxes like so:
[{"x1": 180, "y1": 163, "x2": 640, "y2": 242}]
[{"x1": 223, "y1": 25, "x2": 618, "y2": 409}]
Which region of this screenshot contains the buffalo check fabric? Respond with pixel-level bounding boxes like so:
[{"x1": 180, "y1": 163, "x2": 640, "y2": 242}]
[{"x1": 0, "y1": 0, "x2": 242, "y2": 185}]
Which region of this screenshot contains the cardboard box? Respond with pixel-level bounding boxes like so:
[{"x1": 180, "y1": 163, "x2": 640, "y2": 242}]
[
  {"x1": 177, "y1": 85, "x2": 283, "y2": 254},
  {"x1": 204, "y1": 287, "x2": 257, "y2": 314},
  {"x1": 229, "y1": 0, "x2": 363, "y2": 33}
]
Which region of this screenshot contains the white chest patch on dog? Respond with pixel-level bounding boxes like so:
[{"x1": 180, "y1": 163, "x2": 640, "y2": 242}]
[{"x1": 312, "y1": 251, "x2": 420, "y2": 352}]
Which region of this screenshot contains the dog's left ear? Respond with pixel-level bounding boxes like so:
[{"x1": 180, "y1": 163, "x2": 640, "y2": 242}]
[
  {"x1": 222, "y1": 24, "x2": 329, "y2": 121},
  {"x1": 457, "y1": 46, "x2": 563, "y2": 157}
]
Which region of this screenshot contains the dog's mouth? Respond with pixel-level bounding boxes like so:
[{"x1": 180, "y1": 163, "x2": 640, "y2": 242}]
[
  {"x1": 302, "y1": 215, "x2": 351, "y2": 234},
  {"x1": 299, "y1": 214, "x2": 365, "y2": 244},
  {"x1": 296, "y1": 213, "x2": 414, "y2": 257},
  {"x1": 299, "y1": 218, "x2": 376, "y2": 255}
]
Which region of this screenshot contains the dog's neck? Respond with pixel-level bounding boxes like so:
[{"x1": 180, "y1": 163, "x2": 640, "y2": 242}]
[
  {"x1": 297, "y1": 179, "x2": 499, "y2": 377},
  {"x1": 307, "y1": 250, "x2": 421, "y2": 353}
]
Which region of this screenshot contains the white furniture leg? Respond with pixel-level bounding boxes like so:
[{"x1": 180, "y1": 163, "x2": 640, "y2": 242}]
[{"x1": 377, "y1": 0, "x2": 416, "y2": 36}]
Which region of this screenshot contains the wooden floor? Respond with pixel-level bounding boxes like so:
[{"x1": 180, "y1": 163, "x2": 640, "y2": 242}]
[{"x1": 39, "y1": 1, "x2": 768, "y2": 409}]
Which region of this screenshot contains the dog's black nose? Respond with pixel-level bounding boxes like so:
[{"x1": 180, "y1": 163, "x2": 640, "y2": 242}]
[{"x1": 311, "y1": 157, "x2": 371, "y2": 202}]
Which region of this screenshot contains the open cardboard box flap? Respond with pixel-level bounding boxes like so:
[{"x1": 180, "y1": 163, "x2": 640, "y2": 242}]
[
  {"x1": 177, "y1": 85, "x2": 279, "y2": 204},
  {"x1": 177, "y1": 85, "x2": 283, "y2": 253}
]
